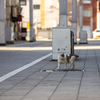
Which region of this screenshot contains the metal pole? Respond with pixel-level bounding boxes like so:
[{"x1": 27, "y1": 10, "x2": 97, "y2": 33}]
[
  {"x1": 0, "y1": 0, "x2": 6, "y2": 44},
  {"x1": 79, "y1": 0, "x2": 87, "y2": 44},
  {"x1": 72, "y1": 0, "x2": 77, "y2": 43},
  {"x1": 0, "y1": 0, "x2": 5, "y2": 21},
  {"x1": 59, "y1": 0, "x2": 67, "y2": 26},
  {"x1": 59, "y1": 0, "x2": 67, "y2": 15},
  {"x1": 29, "y1": 0, "x2": 34, "y2": 42},
  {"x1": 80, "y1": 0, "x2": 83, "y2": 32}
]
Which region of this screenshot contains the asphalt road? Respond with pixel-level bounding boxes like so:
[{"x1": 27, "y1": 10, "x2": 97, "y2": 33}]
[{"x1": 0, "y1": 40, "x2": 52, "y2": 77}]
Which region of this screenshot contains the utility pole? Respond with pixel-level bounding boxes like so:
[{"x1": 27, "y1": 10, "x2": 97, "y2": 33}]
[
  {"x1": 72, "y1": 0, "x2": 77, "y2": 44},
  {"x1": 29, "y1": 0, "x2": 35, "y2": 42},
  {"x1": 79, "y1": 0, "x2": 87, "y2": 44},
  {"x1": 0, "y1": 0, "x2": 6, "y2": 45},
  {"x1": 59, "y1": 0, "x2": 67, "y2": 26},
  {"x1": 80, "y1": 0, "x2": 83, "y2": 32}
]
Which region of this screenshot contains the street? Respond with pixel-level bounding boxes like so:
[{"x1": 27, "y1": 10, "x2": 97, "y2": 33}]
[
  {"x1": 0, "y1": 40, "x2": 52, "y2": 77},
  {"x1": 0, "y1": 0, "x2": 100, "y2": 100}
]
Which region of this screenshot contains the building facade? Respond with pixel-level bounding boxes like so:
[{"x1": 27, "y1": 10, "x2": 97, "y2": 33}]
[
  {"x1": 4, "y1": 0, "x2": 97, "y2": 41},
  {"x1": 82, "y1": 0, "x2": 97, "y2": 38},
  {"x1": 0, "y1": 0, "x2": 20, "y2": 44},
  {"x1": 97, "y1": 1, "x2": 100, "y2": 29},
  {"x1": 21, "y1": 0, "x2": 59, "y2": 29}
]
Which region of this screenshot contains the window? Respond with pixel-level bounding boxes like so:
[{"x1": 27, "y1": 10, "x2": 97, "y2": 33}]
[
  {"x1": 19, "y1": 0, "x2": 26, "y2": 6},
  {"x1": 33, "y1": 5, "x2": 40, "y2": 9},
  {"x1": 83, "y1": 0, "x2": 91, "y2": 4},
  {"x1": 83, "y1": 9, "x2": 91, "y2": 17}
]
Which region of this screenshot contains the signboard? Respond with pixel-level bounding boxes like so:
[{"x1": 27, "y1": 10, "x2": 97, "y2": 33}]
[
  {"x1": 18, "y1": 7, "x2": 22, "y2": 14},
  {"x1": 11, "y1": 6, "x2": 18, "y2": 18},
  {"x1": 18, "y1": 15, "x2": 22, "y2": 22},
  {"x1": 83, "y1": 0, "x2": 91, "y2": 4},
  {"x1": 27, "y1": 22, "x2": 30, "y2": 30},
  {"x1": 19, "y1": 0, "x2": 26, "y2": 6},
  {"x1": 11, "y1": 6, "x2": 18, "y2": 22}
]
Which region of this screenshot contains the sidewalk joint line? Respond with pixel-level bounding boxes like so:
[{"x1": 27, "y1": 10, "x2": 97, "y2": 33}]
[
  {"x1": 76, "y1": 49, "x2": 88, "y2": 100},
  {"x1": 48, "y1": 66, "x2": 72, "y2": 100},
  {"x1": 94, "y1": 49, "x2": 100, "y2": 77},
  {"x1": 20, "y1": 61, "x2": 54, "y2": 100}
]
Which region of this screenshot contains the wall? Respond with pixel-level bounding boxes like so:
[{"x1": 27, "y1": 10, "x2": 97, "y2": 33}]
[
  {"x1": 92, "y1": 0, "x2": 97, "y2": 31},
  {"x1": 45, "y1": 0, "x2": 59, "y2": 28},
  {"x1": 21, "y1": 0, "x2": 59, "y2": 29},
  {"x1": 82, "y1": 0, "x2": 97, "y2": 38}
]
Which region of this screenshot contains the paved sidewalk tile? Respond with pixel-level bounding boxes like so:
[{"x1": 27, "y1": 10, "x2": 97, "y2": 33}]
[{"x1": 0, "y1": 39, "x2": 100, "y2": 100}]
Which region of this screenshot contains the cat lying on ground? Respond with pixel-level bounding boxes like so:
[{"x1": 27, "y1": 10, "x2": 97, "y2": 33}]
[{"x1": 57, "y1": 53, "x2": 75, "y2": 70}]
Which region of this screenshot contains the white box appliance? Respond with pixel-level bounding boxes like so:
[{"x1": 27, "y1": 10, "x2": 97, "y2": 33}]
[{"x1": 52, "y1": 27, "x2": 74, "y2": 60}]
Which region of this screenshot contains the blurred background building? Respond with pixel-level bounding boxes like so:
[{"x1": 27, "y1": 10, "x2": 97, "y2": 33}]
[
  {"x1": 82, "y1": 0, "x2": 97, "y2": 38},
  {"x1": 0, "y1": 0, "x2": 99, "y2": 44},
  {"x1": 21, "y1": 0, "x2": 59, "y2": 39}
]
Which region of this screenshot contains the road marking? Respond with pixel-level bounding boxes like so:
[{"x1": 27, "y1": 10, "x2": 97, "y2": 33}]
[{"x1": 0, "y1": 53, "x2": 52, "y2": 82}]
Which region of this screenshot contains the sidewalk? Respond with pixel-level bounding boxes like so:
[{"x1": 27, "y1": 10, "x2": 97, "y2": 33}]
[{"x1": 0, "y1": 38, "x2": 100, "y2": 100}]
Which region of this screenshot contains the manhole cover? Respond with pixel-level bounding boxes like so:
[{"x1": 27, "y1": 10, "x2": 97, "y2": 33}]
[{"x1": 40, "y1": 69, "x2": 85, "y2": 72}]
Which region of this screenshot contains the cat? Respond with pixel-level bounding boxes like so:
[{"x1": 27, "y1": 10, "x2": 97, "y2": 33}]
[{"x1": 57, "y1": 53, "x2": 75, "y2": 70}]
